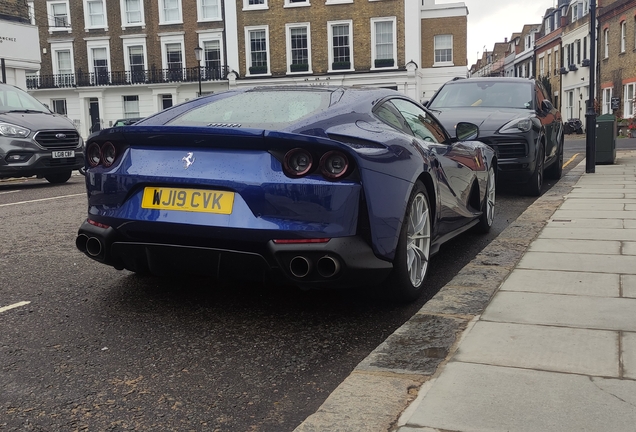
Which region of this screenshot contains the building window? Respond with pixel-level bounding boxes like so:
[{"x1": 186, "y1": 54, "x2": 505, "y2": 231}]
[
  {"x1": 120, "y1": 0, "x2": 145, "y2": 27},
  {"x1": 47, "y1": 1, "x2": 71, "y2": 31},
  {"x1": 123, "y1": 96, "x2": 140, "y2": 118},
  {"x1": 203, "y1": 40, "x2": 222, "y2": 78},
  {"x1": 372, "y1": 18, "x2": 396, "y2": 69},
  {"x1": 602, "y1": 88, "x2": 612, "y2": 114},
  {"x1": 51, "y1": 99, "x2": 67, "y2": 115},
  {"x1": 166, "y1": 43, "x2": 183, "y2": 74},
  {"x1": 286, "y1": 24, "x2": 311, "y2": 73},
  {"x1": 621, "y1": 21, "x2": 626, "y2": 53},
  {"x1": 245, "y1": 26, "x2": 269, "y2": 75},
  {"x1": 284, "y1": 0, "x2": 309, "y2": 7},
  {"x1": 198, "y1": 0, "x2": 220, "y2": 20},
  {"x1": 160, "y1": 35, "x2": 184, "y2": 80},
  {"x1": 84, "y1": 0, "x2": 107, "y2": 29},
  {"x1": 328, "y1": 21, "x2": 353, "y2": 71},
  {"x1": 434, "y1": 34, "x2": 453, "y2": 65},
  {"x1": 90, "y1": 46, "x2": 109, "y2": 84},
  {"x1": 624, "y1": 83, "x2": 635, "y2": 117},
  {"x1": 547, "y1": 53, "x2": 551, "y2": 77},
  {"x1": 127, "y1": 45, "x2": 146, "y2": 82},
  {"x1": 159, "y1": 0, "x2": 182, "y2": 24},
  {"x1": 243, "y1": 0, "x2": 267, "y2": 10},
  {"x1": 572, "y1": 4, "x2": 578, "y2": 21},
  {"x1": 604, "y1": 28, "x2": 609, "y2": 58},
  {"x1": 539, "y1": 57, "x2": 544, "y2": 76}
]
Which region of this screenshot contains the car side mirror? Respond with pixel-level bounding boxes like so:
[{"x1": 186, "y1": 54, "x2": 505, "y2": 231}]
[
  {"x1": 455, "y1": 122, "x2": 479, "y2": 141},
  {"x1": 541, "y1": 99, "x2": 553, "y2": 112}
]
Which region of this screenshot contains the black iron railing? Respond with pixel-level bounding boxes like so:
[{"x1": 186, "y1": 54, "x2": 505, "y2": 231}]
[{"x1": 27, "y1": 66, "x2": 228, "y2": 90}]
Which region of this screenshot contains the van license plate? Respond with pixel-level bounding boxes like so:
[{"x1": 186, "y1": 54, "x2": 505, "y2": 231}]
[{"x1": 52, "y1": 150, "x2": 75, "y2": 159}]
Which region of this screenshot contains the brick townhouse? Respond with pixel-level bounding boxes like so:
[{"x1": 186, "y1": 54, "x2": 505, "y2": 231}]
[{"x1": 25, "y1": 0, "x2": 469, "y2": 138}]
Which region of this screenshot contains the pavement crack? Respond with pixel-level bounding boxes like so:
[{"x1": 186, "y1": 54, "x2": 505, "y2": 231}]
[{"x1": 589, "y1": 376, "x2": 635, "y2": 407}]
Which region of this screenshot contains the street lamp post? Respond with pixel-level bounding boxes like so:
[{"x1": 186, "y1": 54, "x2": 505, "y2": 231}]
[{"x1": 194, "y1": 46, "x2": 203, "y2": 97}]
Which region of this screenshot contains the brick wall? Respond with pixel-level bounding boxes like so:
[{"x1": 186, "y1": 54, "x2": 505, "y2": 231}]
[
  {"x1": 0, "y1": 0, "x2": 29, "y2": 22},
  {"x1": 420, "y1": 16, "x2": 467, "y2": 68}
]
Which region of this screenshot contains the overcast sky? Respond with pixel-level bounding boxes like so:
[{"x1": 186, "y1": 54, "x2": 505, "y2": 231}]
[{"x1": 438, "y1": 0, "x2": 557, "y2": 66}]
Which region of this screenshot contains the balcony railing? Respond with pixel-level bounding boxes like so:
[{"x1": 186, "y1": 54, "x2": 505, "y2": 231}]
[{"x1": 27, "y1": 66, "x2": 228, "y2": 90}]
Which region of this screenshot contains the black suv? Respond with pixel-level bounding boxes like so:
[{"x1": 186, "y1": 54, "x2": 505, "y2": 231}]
[
  {"x1": 0, "y1": 83, "x2": 84, "y2": 184},
  {"x1": 427, "y1": 77, "x2": 563, "y2": 196}
]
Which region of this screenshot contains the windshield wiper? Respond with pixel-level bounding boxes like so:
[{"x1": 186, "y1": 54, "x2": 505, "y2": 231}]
[{"x1": 6, "y1": 109, "x2": 47, "y2": 114}]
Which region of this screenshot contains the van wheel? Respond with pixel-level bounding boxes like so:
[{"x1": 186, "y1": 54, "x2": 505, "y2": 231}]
[{"x1": 45, "y1": 171, "x2": 72, "y2": 184}]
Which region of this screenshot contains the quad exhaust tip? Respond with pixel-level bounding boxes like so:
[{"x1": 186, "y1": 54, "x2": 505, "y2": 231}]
[
  {"x1": 289, "y1": 256, "x2": 311, "y2": 278},
  {"x1": 317, "y1": 255, "x2": 340, "y2": 278},
  {"x1": 85, "y1": 237, "x2": 103, "y2": 257}
]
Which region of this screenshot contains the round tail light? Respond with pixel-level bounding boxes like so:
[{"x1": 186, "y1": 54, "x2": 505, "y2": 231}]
[
  {"x1": 283, "y1": 148, "x2": 313, "y2": 177},
  {"x1": 87, "y1": 142, "x2": 101, "y2": 167},
  {"x1": 101, "y1": 142, "x2": 117, "y2": 167},
  {"x1": 320, "y1": 151, "x2": 349, "y2": 179}
]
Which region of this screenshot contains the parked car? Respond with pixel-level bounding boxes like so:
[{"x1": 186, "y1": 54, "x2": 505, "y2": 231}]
[
  {"x1": 426, "y1": 77, "x2": 563, "y2": 196},
  {"x1": 76, "y1": 86, "x2": 496, "y2": 302},
  {"x1": 112, "y1": 117, "x2": 144, "y2": 127},
  {"x1": 0, "y1": 82, "x2": 84, "y2": 183}
]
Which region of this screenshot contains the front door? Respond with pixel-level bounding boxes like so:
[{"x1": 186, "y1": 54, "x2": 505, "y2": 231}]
[{"x1": 89, "y1": 98, "x2": 100, "y2": 133}]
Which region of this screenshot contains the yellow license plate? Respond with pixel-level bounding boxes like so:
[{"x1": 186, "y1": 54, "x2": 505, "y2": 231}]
[{"x1": 141, "y1": 187, "x2": 234, "y2": 214}]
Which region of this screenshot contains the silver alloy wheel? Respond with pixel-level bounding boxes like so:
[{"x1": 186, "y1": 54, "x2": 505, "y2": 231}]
[
  {"x1": 406, "y1": 192, "x2": 431, "y2": 287},
  {"x1": 486, "y1": 166, "x2": 496, "y2": 226}
]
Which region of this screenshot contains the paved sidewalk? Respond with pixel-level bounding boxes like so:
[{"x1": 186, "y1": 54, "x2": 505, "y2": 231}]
[
  {"x1": 396, "y1": 151, "x2": 636, "y2": 431},
  {"x1": 295, "y1": 150, "x2": 636, "y2": 432}
]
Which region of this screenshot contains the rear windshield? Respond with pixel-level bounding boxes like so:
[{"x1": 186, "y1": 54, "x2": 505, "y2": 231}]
[
  {"x1": 429, "y1": 81, "x2": 534, "y2": 110},
  {"x1": 168, "y1": 90, "x2": 332, "y2": 128}
]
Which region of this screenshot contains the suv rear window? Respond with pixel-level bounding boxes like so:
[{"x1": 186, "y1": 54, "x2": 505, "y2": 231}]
[{"x1": 429, "y1": 81, "x2": 534, "y2": 110}]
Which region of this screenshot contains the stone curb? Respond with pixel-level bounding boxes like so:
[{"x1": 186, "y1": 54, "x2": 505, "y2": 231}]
[{"x1": 293, "y1": 155, "x2": 592, "y2": 432}]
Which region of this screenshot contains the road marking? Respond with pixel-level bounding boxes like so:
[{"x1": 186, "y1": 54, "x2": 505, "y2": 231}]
[
  {"x1": 0, "y1": 301, "x2": 31, "y2": 314},
  {"x1": 562, "y1": 153, "x2": 580, "y2": 169},
  {"x1": 0, "y1": 190, "x2": 20, "y2": 195},
  {"x1": 0, "y1": 193, "x2": 84, "y2": 208}
]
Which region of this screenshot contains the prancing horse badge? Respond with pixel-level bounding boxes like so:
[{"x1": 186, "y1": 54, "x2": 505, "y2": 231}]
[{"x1": 182, "y1": 152, "x2": 195, "y2": 169}]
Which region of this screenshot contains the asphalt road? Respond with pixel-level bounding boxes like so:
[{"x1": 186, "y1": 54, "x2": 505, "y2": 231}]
[{"x1": 1, "y1": 135, "x2": 633, "y2": 431}]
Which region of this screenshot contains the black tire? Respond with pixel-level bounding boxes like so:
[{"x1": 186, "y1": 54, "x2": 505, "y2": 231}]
[
  {"x1": 545, "y1": 139, "x2": 564, "y2": 180},
  {"x1": 474, "y1": 164, "x2": 496, "y2": 233},
  {"x1": 382, "y1": 181, "x2": 432, "y2": 302},
  {"x1": 45, "y1": 171, "x2": 72, "y2": 184},
  {"x1": 526, "y1": 144, "x2": 544, "y2": 197}
]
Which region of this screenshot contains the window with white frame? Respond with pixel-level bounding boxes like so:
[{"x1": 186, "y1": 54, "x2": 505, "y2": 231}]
[
  {"x1": 47, "y1": 1, "x2": 71, "y2": 31},
  {"x1": 51, "y1": 42, "x2": 75, "y2": 86},
  {"x1": 203, "y1": 39, "x2": 222, "y2": 78},
  {"x1": 624, "y1": 83, "x2": 635, "y2": 117},
  {"x1": 84, "y1": 0, "x2": 107, "y2": 29},
  {"x1": 245, "y1": 26, "x2": 269, "y2": 75},
  {"x1": 572, "y1": 4, "x2": 578, "y2": 21},
  {"x1": 159, "y1": 0, "x2": 182, "y2": 24},
  {"x1": 284, "y1": 0, "x2": 309, "y2": 8},
  {"x1": 120, "y1": 0, "x2": 145, "y2": 27},
  {"x1": 604, "y1": 28, "x2": 609, "y2": 58},
  {"x1": 286, "y1": 23, "x2": 311, "y2": 73},
  {"x1": 51, "y1": 99, "x2": 67, "y2": 115},
  {"x1": 123, "y1": 95, "x2": 140, "y2": 118},
  {"x1": 198, "y1": 0, "x2": 220, "y2": 21},
  {"x1": 565, "y1": 90, "x2": 573, "y2": 120},
  {"x1": 602, "y1": 87, "x2": 612, "y2": 114},
  {"x1": 434, "y1": 34, "x2": 453, "y2": 65},
  {"x1": 539, "y1": 56, "x2": 544, "y2": 76},
  {"x1": 90, "y1": 46, "x2": 109, "y2": 84},
  {"x1": 547, "y1": 53, "x2": 551, "y2": 76},
  {"x1": 243, "y1": 0, "x2": 267, "y2": 10},
  {"x1": 328, "y1": 21, "x2": 353, "y2": 71},
  {"x1": 372, "y1": 18, "x2": 396, "y2": 68},
  {"x1": 27, "y1": 1, "x2": 35, "y2": 25},
  {"x1": 621, "y1": 21, "x2": 626, "y2": 53},
  {"x1": 123, "y1": 37, "x2": 147, "y2": 82},
  {"x1": 160, "y1": 34, "x2": 185, "y2": 79}
]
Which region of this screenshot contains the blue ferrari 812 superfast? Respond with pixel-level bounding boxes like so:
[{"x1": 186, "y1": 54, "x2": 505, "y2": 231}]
[{"x1": 76, "y1": 86, "x2": 496, "y2": 301}]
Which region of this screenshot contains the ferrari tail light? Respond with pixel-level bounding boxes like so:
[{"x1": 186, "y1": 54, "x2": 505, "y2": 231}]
[
  {"x1": 320, "y1": 151, "x2": 349, "y2": 179},
  {"x1": 101, "y1": 142, "x2": 117, "y2": 167},
  {"x1": 283, "y1": 148, "x2": 313, "y2": 177},
  {"x1": 87, "y1": 142, "x2": 102, "y2": 167}
]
